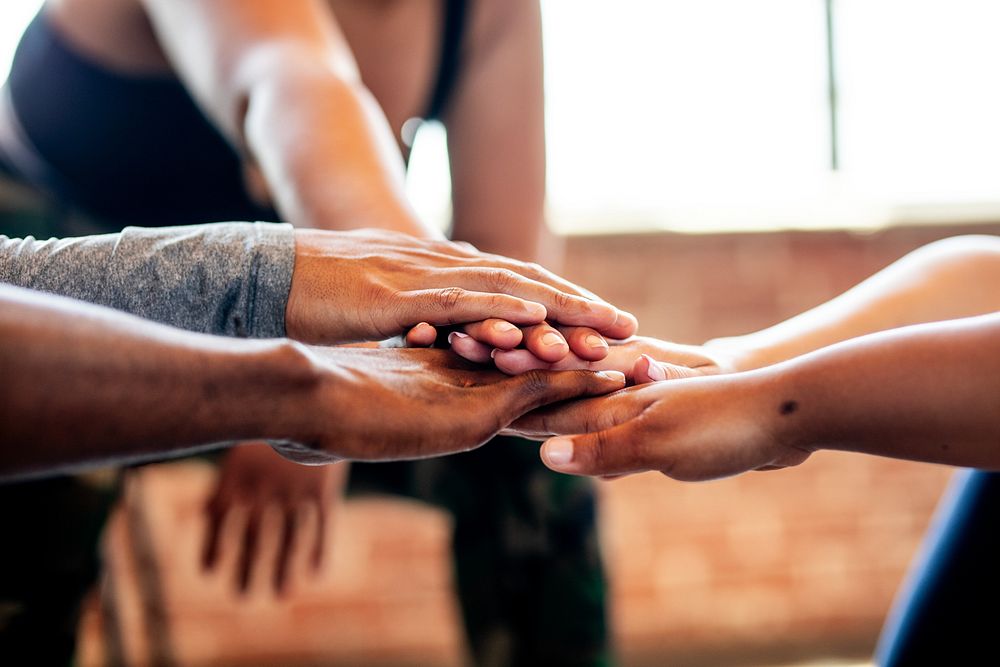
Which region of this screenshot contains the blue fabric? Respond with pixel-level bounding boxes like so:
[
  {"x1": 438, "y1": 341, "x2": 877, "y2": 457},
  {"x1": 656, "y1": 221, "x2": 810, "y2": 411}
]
[
  {"x1": 5, "y1": 5, "x2": 467, "y2": 229},
  {"x1": 8, "y1": 13, "x2": 277, "y2": 227},
  {"x1": 876, "y1": 470, "x2": 1000, "y2": 665}
]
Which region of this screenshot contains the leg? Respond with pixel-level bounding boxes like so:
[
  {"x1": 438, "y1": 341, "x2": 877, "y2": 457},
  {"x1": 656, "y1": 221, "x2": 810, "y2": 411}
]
[
  {"x1": 875, "y1": 469, "x2": 1000, "y2": 665},
  {"x1": 349, "y1": 436, "x2": 611, "y2": 667}
]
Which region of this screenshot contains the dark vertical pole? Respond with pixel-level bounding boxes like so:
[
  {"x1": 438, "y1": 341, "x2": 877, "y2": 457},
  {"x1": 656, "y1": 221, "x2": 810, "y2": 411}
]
[{"x1": 825, "y1": 0, "x2": 840, "y2": 170}]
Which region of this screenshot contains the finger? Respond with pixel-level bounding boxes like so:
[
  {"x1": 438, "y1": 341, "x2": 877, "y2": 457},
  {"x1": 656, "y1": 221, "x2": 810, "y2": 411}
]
[
  {"x1": 461, "y1": 319, "x2": 523, "y2": 350},
  {"x1": 404, "y1": 322, "x2": 437, "y2": 347},
  {"x1": 285, "y1": 503, "x2": 322, "y2": 596},
  {"x1": 402, "y1": 288, "x2": 548, "y2": 328},
  {"x1": 511, "y1": 386, "x2": 648, "y2": 437},
  {"x1": 602, "y1": 311, "x2": 639, "y2": 339},
  {"x1": 312, "y1": 501, "x2": 329, "y2": 571},
  {"x1": 452, "y1": 240, "x2": 479, "y2": 253},
  {"x1": 237, "y1": 507, "x2": 262, "y2": 594},
  {"x1": 500, "y1": 369, "x2": 627, "y2": 420},
  {"x1": 632, "y1": 354, "x2": 703, "y2": 384},
  {"x1": 541, "y1": 421, "x2": 650, "y2": 477},
  {"x1": 492, "y1": 345, "x2": 631, "y2": 377},
  {"x1": 202, "y1": 498, "x2": 225, "y2": 571},
  {"x1": 209, "y1": 504, "x2": 249, "y2": 593},
  {"x1": 272, "y1": 508, "x2": 297, "y2": 595},
  {"x1": 522, "y1": 323, "x2": 570, "y2": 363},
  {"x1": 561, "y1": 326, "x2": 610, "y2": 362},
  {"x1": 440, "y1": 269, "x2": 620, "y2": 330},
  {"x1": 448, "y1": 331, "x2": 494, "y2": 364},
  {"x1": 492, "y1": 348, "x2": 558, "y2": 375},
  {"x1": 247, "y1": 505, "x2": 285, "y2": 597},
  {"x1": 472, "y1": 259, "x2": 638, "y2": 338},
  {"x1": 470, "y1": 255, "x2": 620, "y2": 308}
]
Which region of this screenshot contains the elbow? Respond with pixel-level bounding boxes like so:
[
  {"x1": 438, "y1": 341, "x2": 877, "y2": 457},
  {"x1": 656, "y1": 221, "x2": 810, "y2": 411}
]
[{"x1": 231, "y1": 42, "x2": 363, "y2": 148}]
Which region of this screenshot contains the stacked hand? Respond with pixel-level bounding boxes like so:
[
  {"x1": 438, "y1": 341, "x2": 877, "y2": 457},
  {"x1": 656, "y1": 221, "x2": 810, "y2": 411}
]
[
  {"x1": 286, "y1": 229, "x2": 637, "y2": 346},
  {"x1": 442, "y1": 323, "x2": 810, "y2": 483},
  {"x1": 512, "y1": 367, "x2": 812, "y2": 482},
  {"x1": 205, "y1": 228, "x2": 636, "y2": 592}
]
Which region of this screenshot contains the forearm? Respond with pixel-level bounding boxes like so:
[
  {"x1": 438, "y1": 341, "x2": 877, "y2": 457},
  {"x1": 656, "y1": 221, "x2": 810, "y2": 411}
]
[
  {"x1": 0, "y1": 285, "x2": 319, "y2": 479},
  {"x1": 0, "y1": 222, "x2": 294, "y2": 338},
  {"x1": 245, "y1": 68, "x2": 436, "y2": 236},
  {"x1": 142, "y1": 0, "x2": 432, "y2": 236},
  {"x1": 447, "y1": 0, "x2": 548, "y2": 261},
  {"x1": 768, "y1": 311, "x2": 1000, "y2": 468},
  {"x1": 722, "y1": 235, "x2": 1000, "y2": 370}
]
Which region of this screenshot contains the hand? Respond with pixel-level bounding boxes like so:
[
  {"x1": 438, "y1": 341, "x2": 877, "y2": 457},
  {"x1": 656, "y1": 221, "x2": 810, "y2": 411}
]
[
  {"x1": 286, "y1": 229, "x2": 636, "y2": 345},
  {"x1": 270, "y1": 346, "x2": 627, "y2": 464},
  {"x1": 511, "y1": 370, "x2": 813, "y2": 481},
  {"x1": 202, "y1": 443, "x2": 347, "y2": 594},
  {"x1": 449, "y1": 333, "x2": 735, "y2": 382}
]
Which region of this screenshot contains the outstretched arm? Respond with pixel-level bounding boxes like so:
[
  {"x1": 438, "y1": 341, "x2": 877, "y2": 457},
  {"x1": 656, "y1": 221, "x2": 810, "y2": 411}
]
[
  {"x1": 514, "y1": 312, "x2": 1000, "y2": 480},
  {"x1": 140, "y1": 0, "x2": 428, "y2": 236},
  {"x1": 714, "y1": 235, "x2": 1000, "y2": 371},
  {"x1": 0, "y1": 284, "x2": 624, "y2": 480},
  {"x1": 0, "y1": 283, "x2": 315, "y2": 479},
  {"x1": 473, "y1": 235, "x2": 1000, "y2": 381},
  {"x1": 0, "y1": 223, "x2": 631, "y2": 345}
]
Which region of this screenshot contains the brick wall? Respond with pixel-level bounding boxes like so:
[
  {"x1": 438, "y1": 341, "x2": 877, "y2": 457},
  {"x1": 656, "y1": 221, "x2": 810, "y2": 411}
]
[
  {"x1": 564, "y1": 223, "x2": 992, "y2": 665},
  {"x1": 78, "y1": 221, "x2": 998, "y2": 666}
]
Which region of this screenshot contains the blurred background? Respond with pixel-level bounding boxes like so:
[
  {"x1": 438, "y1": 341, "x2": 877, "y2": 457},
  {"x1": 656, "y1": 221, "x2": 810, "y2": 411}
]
[{"x1": 2, "y1": 1, "x2": 997, "y2": 665}]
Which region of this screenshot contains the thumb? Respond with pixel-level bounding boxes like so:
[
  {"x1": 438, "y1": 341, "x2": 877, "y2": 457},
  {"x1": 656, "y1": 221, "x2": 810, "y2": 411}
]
[
  {"x1": 632, "y1": 354, "x2": 703, "y2": 384},
  {"x1": 540, "y1": 420, "x2": 647, "y2": 477}
]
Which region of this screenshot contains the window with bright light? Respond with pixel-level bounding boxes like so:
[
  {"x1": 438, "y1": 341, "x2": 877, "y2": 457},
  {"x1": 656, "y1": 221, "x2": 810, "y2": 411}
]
[
  {"x1": 539, "y1": 0, "x2": 1000, "y2": 234},
  {"x1": 4, "y1": 1, "x2": 1000, "y2": 235}
]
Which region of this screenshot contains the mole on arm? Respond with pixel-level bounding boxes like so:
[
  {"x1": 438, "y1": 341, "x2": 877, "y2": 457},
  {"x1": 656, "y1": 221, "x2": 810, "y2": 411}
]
[{"x1": 779, "y1": 400, "x2": 798, "y2": 416}]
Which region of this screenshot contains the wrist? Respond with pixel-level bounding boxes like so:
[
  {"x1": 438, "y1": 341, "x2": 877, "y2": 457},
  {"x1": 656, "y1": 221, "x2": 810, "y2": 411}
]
[
  {"x1": 703, "y1": 336, "x2": 762, "y2": 373},
  {"x1": 213, "y1": 339, "x2": 323, "y2": 446},
  {"x1": 750, "y1": 358, "x2": 821, "y2": 461}
]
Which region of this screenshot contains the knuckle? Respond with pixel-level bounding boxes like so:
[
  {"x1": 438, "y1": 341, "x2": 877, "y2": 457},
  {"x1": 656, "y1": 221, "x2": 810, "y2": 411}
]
[
  {"x1": 488, "y1": 268, "x2": 520, "y2": 293},
  {"x1": 552, "y1": 289, "x2": 574, "y2": 312},
  {"x1": 519, "y1": 369, "x2": 552, "y2": 398},
  {"x1": 435, "y1": 286, "x2": 466, "y2": 310},
  {"x1": 524, "y1": 262, "x2": 548, "y2": 278},
  {"x1": 591, "y1": 430, "x2": 612, "y2": 469}
]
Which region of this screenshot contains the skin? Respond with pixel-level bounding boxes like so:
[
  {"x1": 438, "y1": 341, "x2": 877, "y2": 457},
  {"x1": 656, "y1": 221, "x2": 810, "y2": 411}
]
[
  {"x1": 515, "y1": 313, "x2": 1000, "y2": 479},
  {"x1": 0, "y1": 283, "x2": 626, "y2": 480},
  {"x1": 202, "y1": 443, "x2": 346, "y2": 593},
  {"x1": 501, "y1": 235, "x2": 1000, "y2": 478},
  {"x1": 44, "y1": 0, "x2": 637, "y2": 353},
  {"x1": 286, "y1": 227, "x2": 629, "y2": 345},
  {"x1": 41, "y1": 0, "x2": 636, "y2": 590}
]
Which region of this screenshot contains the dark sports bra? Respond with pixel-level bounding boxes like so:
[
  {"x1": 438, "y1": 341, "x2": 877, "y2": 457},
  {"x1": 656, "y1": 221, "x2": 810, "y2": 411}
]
[{"x1": 5, "y1": 0, "x2": 469, "y2": 227}]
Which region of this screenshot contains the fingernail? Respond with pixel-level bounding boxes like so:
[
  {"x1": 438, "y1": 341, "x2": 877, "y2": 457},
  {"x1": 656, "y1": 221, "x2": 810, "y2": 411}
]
[
  {"x1": 586, "y1": 334, "x2": 608, "y2": 350},
  {"x1": 525, "y1": 303, "x2": 547, "y2": 319},
  {"x1": 541, "y1": 332, "x2": 565, "y2": 347},
  {"x1": 597, "y1": 370, "x2": 626, "y2": 383},
  {"x1": 545, "y1": 438, "x2": 574, "y2": 467},
  {"x1": 491, "y1": 348, "x2": 500, "y2": 359},
  {"x1": 616, "y1": 311, "x2": 638, "y2": 330},
  {"x1": 643, "y1": 354, "x2": 666, "y2": 381},
  {"x1": 447, "y1": 332, "x2": 469, "y2": 345},
  {"x1": 493, "y1": 321, "x2": 518, "y2": 333}
]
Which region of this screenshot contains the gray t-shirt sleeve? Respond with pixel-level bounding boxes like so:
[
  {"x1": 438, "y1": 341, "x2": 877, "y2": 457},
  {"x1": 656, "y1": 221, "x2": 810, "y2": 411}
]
[{"x1": 0, "y1": 222, "x2": 295, "y2": 338}]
